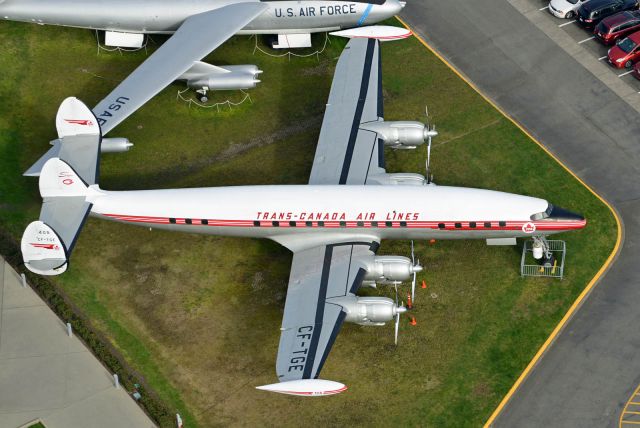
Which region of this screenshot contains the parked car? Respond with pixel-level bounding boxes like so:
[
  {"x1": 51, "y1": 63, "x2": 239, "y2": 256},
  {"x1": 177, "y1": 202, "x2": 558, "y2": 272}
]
[
  {"x1": 632, "y1": 61, "x2": 640, "y2": 78},
  {"x1": 577, "y1": 0, "x2": 640, "y2": 29},
  {"x1": 594, "y1": 10, "x2": 640, "y2": 44},
  {"x1": 607, "y1": 30, "x2": 640, "y2": 67},
  {"x1": 549, "y1": 0, "x2": 590, "y2": 19}
]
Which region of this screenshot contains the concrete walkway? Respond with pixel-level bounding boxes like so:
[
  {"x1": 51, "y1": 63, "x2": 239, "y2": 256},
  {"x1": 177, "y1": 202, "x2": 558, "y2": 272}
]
[{"x1": 0, "y1": 259, "x2": 156, "y2": 428}]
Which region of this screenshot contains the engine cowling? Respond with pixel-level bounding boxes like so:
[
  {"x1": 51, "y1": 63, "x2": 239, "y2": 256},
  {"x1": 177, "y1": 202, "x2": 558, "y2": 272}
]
[
  {"x1": 361, "y1": 255, "x2": 423, "y2": 285},
  {"x1": 179, "y1": 62, "x2": 262, "y2": 91},
  {"x1": 360, "y1": 121, "x2": 428, "y2": 149},
  {"x1": 101, "y1": 138, "x2": 133, "y2": 153},
  {"x1": 327, "y1": 296, "x2": 404, "y2": 326},
  {"x1": 366, "y1": 172, "x2": 426, "y2": 186}
]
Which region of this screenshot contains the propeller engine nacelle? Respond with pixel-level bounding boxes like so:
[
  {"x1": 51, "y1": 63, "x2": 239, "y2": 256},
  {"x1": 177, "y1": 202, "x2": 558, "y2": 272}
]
[
  {"x1": 327, "y1": 296, "x2": 405, "y2": 326},
  {"x1": 179, "y1": 62, "x2": 262, "y2": 92},
  {"x1": 361, "y1": 255, "x2": 423, "y2": 286},
  {"x1": 360, "y1": 121, "x2": 430, "y2": 149}
]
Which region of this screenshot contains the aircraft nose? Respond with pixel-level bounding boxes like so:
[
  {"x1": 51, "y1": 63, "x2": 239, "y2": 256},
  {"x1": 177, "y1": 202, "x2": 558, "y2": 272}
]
[{"x1": 369, "y1": 0, "x2": 404, "y2": 21}]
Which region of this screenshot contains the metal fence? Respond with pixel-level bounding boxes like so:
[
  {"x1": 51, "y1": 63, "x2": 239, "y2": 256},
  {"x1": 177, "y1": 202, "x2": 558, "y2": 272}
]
[{"x1": 520, "y1": 239, "x2": 566, "y2": 279}]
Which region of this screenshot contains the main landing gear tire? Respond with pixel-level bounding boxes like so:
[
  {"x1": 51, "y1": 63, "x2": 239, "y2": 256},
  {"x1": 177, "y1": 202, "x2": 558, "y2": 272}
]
[{"x1": 199, "y1": 95, "x2": 209, "y2": 103}]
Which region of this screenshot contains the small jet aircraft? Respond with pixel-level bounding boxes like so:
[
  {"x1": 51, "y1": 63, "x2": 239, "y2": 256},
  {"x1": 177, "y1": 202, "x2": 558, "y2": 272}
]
[{"x1": 20, "y1": 36, "x2": 586, "y2": 396}]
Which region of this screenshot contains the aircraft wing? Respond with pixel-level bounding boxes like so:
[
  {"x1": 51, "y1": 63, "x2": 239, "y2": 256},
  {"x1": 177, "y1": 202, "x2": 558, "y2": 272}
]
[
  {"x1": 276, "y1": 241, "x2": 378, "y2": 382},
  {"x1": 24, "y1": 2, "x2": 267, "y2": 176},
  {"x1": 309, "y1": 38, "x2": 385, "y2": 185}
]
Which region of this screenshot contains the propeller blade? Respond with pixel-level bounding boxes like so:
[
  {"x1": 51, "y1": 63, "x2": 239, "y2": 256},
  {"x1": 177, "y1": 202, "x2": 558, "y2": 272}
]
[
  {"x1": 412, "y1": 271, "x2": 416, "y2": 304},
  {"x1": 394, "y1": 312, "x2": 399, "y2": 345},
  {"x1": 411, "y1": 240, "x2": 415, "y2": 264}
]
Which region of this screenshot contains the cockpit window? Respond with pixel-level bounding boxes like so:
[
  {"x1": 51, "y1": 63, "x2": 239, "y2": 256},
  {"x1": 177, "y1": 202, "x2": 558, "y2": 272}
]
[{"x1": 530, "y1": 203, "x2": 554, "y2": 220}]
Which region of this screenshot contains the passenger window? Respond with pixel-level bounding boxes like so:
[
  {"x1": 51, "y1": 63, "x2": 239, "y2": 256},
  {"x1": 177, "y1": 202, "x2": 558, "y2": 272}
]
[
  {"x1": 470, "y1": 222, "x2": 477, "y2": 228},
  {"x1": 484, "y1": 222, "x2": 491, "y2": 228},
  {"x1": 385, "y1": 221, "x2": 392, "y2": 227},
  {"x1": 185, "y1": 219, "x2": 192, "y2": 225},
  {"x1": 438, "y1": 222, "x2": 445, "y2": 229},
  {"x1": 454, "y1": 222, "x2": 462, "y2": 229},
  {"x1": 499, "y1": 221, "x2": 506, "y2": 227},
  {"x1": 253, "y1": 221, "x2": 260, "y2": 227},
  {"x1": 318, "y1": 221, "x2": 325, "y2": 227},
  {"x1": 169, "y1": 218, "x2": 176, "y2": 224},
  {"x1": 371, "y1": 221, "x2": 379, "y2": 227},
  {"x1": 289, "y1": 221, "x2": 296, "y2": 227},
  {"x1": 305, "y1": 221, "x2": 312, "y2": 227},
  {"x1": 272, "y1": 221, "x2": 280, "y2": 227},
  {"x1": 357, "y1": 221, "x2": 364, "y2": 227},
  {"x1": 400, "y1": 221, "x2": 407, "y2": 227},
  {"x1": 201, "y1": 219, "x2": 208, "y2": 225},
  {"x1": 339, "y1": 221, "x2": 346, "y2": 227}
]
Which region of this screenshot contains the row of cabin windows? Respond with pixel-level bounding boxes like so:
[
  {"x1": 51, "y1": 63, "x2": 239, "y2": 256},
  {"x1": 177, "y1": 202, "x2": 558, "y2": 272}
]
[{"x1": 168, "y1": 218, "x2": 509, "y2": 228}]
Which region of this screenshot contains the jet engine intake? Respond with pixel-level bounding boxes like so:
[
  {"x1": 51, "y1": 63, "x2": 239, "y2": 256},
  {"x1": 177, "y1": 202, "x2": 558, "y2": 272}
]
[
  {"x1": 360, "y1": 121, "x2": 428, "y2": 149},
  {"x1": 327, "y1": 296, "x2": 405, "y2": 326},
  {"x1": 362, "y1": 255, "x2": 423, "y2": 285}
]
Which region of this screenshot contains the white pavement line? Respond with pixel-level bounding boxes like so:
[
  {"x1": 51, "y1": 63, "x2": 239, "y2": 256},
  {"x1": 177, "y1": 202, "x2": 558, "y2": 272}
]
[
  {"x1": 578, "y1": 36, "x2": 596, "y2": 44},
  {"x1": 539, "y1": 6, "x2": 548, "y2": 10},
  {"x1": 559, "y1": 20, "x2": 577, "y2": 27},
  {"x1": 599, "y1": 55, "x2": 608, "y2": 60},
  {"x1": 619, "y1": 70, "x2": 634, "y2": 77}
]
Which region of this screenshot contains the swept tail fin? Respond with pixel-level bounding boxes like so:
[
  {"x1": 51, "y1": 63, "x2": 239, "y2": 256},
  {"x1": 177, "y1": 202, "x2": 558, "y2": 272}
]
[{"x1": 21, "y1": 98, "x2": 101, "y2": 275}]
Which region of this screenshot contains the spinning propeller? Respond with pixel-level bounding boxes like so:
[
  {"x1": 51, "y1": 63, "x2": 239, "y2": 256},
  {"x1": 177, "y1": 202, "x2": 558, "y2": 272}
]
[
  {"x1": 393, "y1": 282, "x2": 407, "y2": 345},
  {"x1": 410, "y1": 240, "x2": 422, "y2": 304},
  {"x1": 424, "y1": 105, "x2": 438, "y2": 184}
]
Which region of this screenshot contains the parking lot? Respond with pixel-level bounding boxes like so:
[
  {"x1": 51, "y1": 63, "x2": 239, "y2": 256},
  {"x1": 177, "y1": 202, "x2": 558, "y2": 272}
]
[{"x1": 510, "y1": 0, "x2": 640, "y2": 110}]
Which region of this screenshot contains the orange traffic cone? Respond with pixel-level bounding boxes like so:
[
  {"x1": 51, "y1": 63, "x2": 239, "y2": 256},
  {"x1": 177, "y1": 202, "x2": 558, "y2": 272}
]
[
  {"x1": 421, "y1": 280, "x2": 427, "y2": 289},
  {"x1": 407, "y1": 293, "x2": 413, "y2": 310},
  {"x1": 409, "y1": 316, "x2": 417, "y2": 326},
  {"x1": 429, "y1": 239, "x2": 436, "y2": 245}
]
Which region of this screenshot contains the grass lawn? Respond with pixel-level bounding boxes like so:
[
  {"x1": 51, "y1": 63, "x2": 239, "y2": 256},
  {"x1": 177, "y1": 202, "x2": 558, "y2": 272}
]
[{"x1": 0, "y1": 19, "x2": 617, "y2": 427}]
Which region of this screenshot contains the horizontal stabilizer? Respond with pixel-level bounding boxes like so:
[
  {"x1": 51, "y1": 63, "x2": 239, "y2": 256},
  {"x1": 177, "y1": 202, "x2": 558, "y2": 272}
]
[
  {"x1": 256, "y1": 379, "x2": 347, "y2": 397},
  {"x1": 330, "y1": 25, "x2": 411, "y2": 41},
  {"x1": 21, "y1": 221, "x2": 68, "y2": 275}
]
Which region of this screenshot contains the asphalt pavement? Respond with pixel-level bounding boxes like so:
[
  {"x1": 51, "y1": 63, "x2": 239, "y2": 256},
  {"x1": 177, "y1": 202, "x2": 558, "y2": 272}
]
[
  {"x1": 401, "y1": 1, "x2": 640, "y2": 426},
  {"x1": 0, "y1": 259, "x2": 156, "y2": 428}
]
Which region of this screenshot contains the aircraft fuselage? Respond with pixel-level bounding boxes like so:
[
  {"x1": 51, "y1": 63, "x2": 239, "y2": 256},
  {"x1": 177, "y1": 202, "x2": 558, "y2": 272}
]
[
  {"x1": 0, "y1": 0, "x2": 402, "y2": 34},
  {"x1": 87, "y1": 184, "x2": 586, "y2": 250}
]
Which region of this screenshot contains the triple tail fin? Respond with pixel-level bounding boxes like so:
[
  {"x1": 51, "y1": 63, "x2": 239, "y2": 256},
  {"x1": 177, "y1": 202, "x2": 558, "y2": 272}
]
[{"x1": 21, "y1": 98, "x2": 102, "y2": 275}]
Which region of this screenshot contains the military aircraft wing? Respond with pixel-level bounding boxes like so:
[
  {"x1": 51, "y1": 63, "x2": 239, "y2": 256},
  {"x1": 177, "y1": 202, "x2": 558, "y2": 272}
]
[
  {"x1": 276, "y1": 241, "x2": 378, "y2": 385},
  {"x1": 309, "y1": 38, "x2": 385, "y2": 185},
  {"x1": 24, "y1": 2, "x2": 267, "y2": 176}
]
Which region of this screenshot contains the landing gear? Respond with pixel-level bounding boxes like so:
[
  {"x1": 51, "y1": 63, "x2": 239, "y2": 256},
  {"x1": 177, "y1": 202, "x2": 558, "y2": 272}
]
[
  {"x1": 196, "y1": 87, "x2": 210, "y2": 103},
  {"x1": 531, "y1": 235, "x2": 554, "y2": 263}
]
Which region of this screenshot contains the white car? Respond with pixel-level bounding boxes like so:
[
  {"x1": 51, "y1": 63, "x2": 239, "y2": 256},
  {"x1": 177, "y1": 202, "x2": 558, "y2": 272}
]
[{"x1": 548, "y1": 0, "x2": 590, "y2": 18}]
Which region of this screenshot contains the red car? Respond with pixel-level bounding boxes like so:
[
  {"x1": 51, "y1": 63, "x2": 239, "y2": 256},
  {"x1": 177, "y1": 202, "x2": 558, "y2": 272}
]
[
  {"x1": 633, "y1": 61, "x2": 640, "y2": 78},
  {"x1": 595, "y1": 11, "x2": 640, "y2": 44},
  {"x1": 608, "y1": 31, "x2": 640, "y2": 67}
]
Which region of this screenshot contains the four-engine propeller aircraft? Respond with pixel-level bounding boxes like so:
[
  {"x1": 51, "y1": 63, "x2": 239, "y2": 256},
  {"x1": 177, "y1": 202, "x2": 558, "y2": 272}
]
[{"x1": 20, "y1": 37, "x2": 586, "y2": 396}]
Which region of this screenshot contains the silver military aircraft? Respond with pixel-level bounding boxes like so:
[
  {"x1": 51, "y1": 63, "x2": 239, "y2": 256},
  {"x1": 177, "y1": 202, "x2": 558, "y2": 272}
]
[{"x1": 3, "y1": 0, "x2": 408, "y2": 176}]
